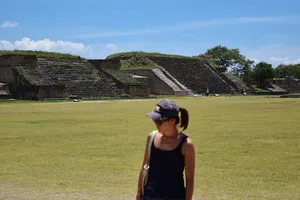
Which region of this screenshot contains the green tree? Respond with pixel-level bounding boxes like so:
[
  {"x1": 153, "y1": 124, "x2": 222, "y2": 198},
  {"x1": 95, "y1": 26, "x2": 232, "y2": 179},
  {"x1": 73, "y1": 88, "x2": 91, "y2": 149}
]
[
  {"x1": 292, "y1": 64, "x2": 300, "y2": 78},
  {"x1": 274, "y1": 64, "x2": 291, "y2": 78},
  {"x1": 274, "y1": 64, "x2": 300, "y2": 79},
  {"x1": 252, "y1": 62, "x2": 274, "y2": 85},
  {"x1": 239, "y1": 59, "x2": 255, "y2": 83},
  {"x1": 199, "y1": 45, "x2": 251, "y2": 72},
  {"x1": 231, "y1": 59, "x2": 254, "y2": 83}
]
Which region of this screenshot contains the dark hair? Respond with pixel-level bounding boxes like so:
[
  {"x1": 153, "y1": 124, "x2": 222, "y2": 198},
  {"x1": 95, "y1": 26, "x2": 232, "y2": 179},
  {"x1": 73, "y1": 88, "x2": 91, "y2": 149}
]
[{"x1": 174, "y1": 107, "x2": 189, "y2": 131}]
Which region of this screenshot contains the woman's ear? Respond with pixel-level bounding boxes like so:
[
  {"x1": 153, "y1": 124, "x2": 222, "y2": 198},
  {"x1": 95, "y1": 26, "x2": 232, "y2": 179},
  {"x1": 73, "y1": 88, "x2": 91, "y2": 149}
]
[{"x1": 169, "y1": 119, "x2": 176, "y2": 125}]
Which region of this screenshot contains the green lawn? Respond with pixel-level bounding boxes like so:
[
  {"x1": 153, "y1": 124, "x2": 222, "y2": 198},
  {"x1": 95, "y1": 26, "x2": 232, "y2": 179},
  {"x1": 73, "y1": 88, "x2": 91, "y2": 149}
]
[{"x1": 1, "y1": 96, "x2": 299, "y2": 200}]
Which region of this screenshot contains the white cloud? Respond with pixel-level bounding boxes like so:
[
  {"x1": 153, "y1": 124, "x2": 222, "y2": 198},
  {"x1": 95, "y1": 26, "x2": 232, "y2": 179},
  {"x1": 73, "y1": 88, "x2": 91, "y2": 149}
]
[
  {"x1": 0, "y1": 37, "x2": 124, "y2": 59},
  {"x1": 269, "y1": 57, "x2": 300, "y2": 65},
  {"x1": 248, "y1": 57, "x2": 260, "y2": 64},
  {"x1": 1, "y1": 21, "x2": 19, "y2": 28},
  {"x1": 241, "y1": 44, "x2": 300, "y2": 67},
  {"x1": 105, "y1": 44, "x2": 118, "y2": 52},
  {"x1": 0, "y1": 37, "x2": 92, "y2": 55},
  {"x1": 72, "y1": 15, "x2": 297, "y2": 38}
]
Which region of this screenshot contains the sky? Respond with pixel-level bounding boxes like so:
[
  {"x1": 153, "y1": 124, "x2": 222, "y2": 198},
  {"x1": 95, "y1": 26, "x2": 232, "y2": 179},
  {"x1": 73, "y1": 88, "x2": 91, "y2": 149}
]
[{"x1": 0, "y1": 0, "x2": 300, "y2": 66}]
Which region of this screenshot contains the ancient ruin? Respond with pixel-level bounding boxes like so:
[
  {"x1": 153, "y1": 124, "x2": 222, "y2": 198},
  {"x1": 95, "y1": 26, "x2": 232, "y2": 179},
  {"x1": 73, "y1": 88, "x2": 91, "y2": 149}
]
[
  {"x1": 97, "y1": 53, "x2": 250, "y2": 96},
  {"x1": 0, "y1": 55, "x2": 127, "y2": 100},
  {"x1": 1, "y1": 51, "x2": 298, "y2": 100}
]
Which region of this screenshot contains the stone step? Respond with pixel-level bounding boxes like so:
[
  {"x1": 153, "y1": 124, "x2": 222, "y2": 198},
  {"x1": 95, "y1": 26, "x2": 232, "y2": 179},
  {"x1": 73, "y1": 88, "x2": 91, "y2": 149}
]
[
  {"x1": 35, "y1": 58, "x2": 128, "y2": 98},
  {"x1": 222, "y1": 73, "x2": 247, "y2": 90},
  {"x1": 157, "y1": 66, "x2": 188, "y2": 90},
  {"x1": 157, "y1": 66, "x2": 197, "y2": 96},
  {"x1": 148, "y1": 58, "x2": 236, "y2": 94},
  {"x1": 152, "y1": 69, "x2": 181, "y2": 91},
  {"x1": 266, "y1": 84, "x2": 287, "y2": 92}
]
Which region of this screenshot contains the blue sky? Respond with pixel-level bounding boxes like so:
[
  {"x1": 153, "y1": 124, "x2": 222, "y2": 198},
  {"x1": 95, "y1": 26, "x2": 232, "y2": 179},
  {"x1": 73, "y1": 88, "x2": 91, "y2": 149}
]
[{"x1": 1, "y1": 0, "x2": 300, "y2": 66}]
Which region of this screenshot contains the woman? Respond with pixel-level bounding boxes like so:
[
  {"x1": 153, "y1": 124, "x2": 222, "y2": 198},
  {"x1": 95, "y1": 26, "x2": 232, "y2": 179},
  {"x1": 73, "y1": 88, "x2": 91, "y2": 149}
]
[{"x1": 136, "y1": 99, "x2": 195, "y2": 200}]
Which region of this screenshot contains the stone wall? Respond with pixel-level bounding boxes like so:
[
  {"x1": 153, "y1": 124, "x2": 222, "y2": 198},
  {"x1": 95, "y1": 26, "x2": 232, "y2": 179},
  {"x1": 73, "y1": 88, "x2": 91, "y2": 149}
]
[
  {"x1": 0, "y1": 82, "x2": 10, "y2": 99},
  {"x1": 88, "y1": 59, "x2": 121, "y2": 70},
  {"x1": 38, "y1": 86, "x2": 66, "y2": 99},
  {"x1": 0, "y1": 55, "x2": 37, "y2": 66},
  {"x1": 0, "y1": 55, "x2": 37, "y2": 83},
  {"x1": 7, "y1": 69, "x2": 58, "y2": 100},
  {"x1": 147, "y1": 57, "x2": 235, "y2": 94},
  {"x1": 0, "y1": 83, "x2": 9, "y2": 92},
  {"x1": 95, "y1": 68, "x2": 149, "y2": 97},
  {"x1": 0, "y1": 66, "x2": 13, "y2": 83},
  {"x1": 122, "y1": 69, "x2": 175, "y2": 95},
  {"x1": 35, "y1": 57, "x2": 127, "y2": 98},
  {"x1": 0, "y1": 55, "x2": 129, "y2": 99},
  {"x1": 124, "y1": 85, "x2": 150, "y2": 97},
  {"x1": 14, "y1": 86, "x2": 64, "y2": 100},
  {"x1": 220, "y1": 73, "x2": 253, "y2": 94},
  {"x1": 271, "y1": 78, "x2": 300, "y2": 93},
  {"x1": 10, "y1": 75, "x2": 40, "y2": 100}
]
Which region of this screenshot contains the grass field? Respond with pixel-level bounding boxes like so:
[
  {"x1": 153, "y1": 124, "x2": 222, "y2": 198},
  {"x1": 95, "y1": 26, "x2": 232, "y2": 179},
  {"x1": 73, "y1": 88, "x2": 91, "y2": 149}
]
[{"x1": 1, "y1": 96, "x2": 300, "y2": 200}]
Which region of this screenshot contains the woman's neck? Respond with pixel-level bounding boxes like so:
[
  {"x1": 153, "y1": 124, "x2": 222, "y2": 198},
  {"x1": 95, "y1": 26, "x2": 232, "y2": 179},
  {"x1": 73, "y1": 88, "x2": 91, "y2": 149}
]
[{"x1": 161, "y1": 128, "x2": 180, "y2": 139}]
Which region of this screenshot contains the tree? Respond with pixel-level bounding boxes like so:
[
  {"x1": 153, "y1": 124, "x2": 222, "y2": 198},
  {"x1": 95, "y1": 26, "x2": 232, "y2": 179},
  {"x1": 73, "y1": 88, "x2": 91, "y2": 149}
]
[
  {"x1": 252, "y1": 62, "x2": 274, "y2": 85},
  {"x1": 292, "y1": 64, "x2": 300, "y2": 79},
  {"x1": 230, "y1": 59, "x2": 254, "y2": 83},
  {"x1": 274, "y1": 64, "x2": 300, "y2": 79},
  {"x1": 274, "y1": 64, "x2": 291, "y2": 78},
  {"x1": 239, "y1": 59, "x2": 255, "y2": 83},
  {"x1": 199, "y1": 45, "x2": 252, "y2": 72}
]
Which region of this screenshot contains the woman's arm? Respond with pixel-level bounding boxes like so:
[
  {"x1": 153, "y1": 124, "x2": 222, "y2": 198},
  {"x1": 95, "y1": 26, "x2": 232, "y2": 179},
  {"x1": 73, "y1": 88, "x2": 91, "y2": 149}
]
[
  {"x1": 136, "y1": 165, "x2": 144, "y2": 200},
  {"x1": 136, "y1": 133, "x2": 152, "y2": 200},
  {"x1": 183, "y1": 138, "x2": 195, "y2": 200}
]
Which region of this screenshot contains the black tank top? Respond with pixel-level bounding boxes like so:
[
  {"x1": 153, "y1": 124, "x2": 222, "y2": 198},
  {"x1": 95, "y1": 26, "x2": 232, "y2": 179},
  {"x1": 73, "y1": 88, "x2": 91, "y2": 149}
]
[{"x1": 144, "y1": 133, "x2": 188, "y2": 200}]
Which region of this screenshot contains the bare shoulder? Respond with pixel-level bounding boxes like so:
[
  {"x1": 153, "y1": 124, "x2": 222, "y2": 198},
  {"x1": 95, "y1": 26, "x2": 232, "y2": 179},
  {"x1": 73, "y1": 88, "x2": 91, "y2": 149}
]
[
  {"x1": 186, "y1": 137, "x2": 194, "y2": 145},
  {"x1": 182, "y1": 137, "x2": 195, "y2": 155},
  {"x1": 146, "y1": 130, "x2": 158, "y2": 141}
]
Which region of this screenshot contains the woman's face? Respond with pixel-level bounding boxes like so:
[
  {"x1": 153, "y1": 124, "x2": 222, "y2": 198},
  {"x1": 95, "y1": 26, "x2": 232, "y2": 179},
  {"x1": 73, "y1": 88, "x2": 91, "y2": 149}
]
[{"x1": 153, "y1": 119, "x2": 175, "y2": 133}]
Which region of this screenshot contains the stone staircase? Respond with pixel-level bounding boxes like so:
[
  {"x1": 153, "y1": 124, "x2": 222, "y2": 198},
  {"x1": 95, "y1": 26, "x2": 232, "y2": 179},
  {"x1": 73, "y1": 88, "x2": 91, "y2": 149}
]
[
  {"x1": 220, "y1": 73, "x2": 251, "y2": 93},
  {"x1": 151, "y1": 68, "x2": 189, "y2": 96},
  {"x1": 157, "y1": 66, "x2": 196, "y2": 96},
  {"x1": 36, "y1": 57, "x2": 127, "y2": 98},
  {"x1": 147, "y1": 57, "x2": 235, "y2": 94},
  {"x1": 265, "y1": 84, "x2": 288, "y2": 94},
  {"x1": 272, "y1": 78, "x2": 300, "y2": 93},
  {"x1": 14, "y1": 65, "x2": 55, "y2": 87}
]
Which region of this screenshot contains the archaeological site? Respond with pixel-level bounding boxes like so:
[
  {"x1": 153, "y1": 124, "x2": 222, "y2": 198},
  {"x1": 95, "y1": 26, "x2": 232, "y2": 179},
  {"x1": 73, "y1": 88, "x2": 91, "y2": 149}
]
[{"x1": 0, "y1": 51, "x2": 299, "y2": 100}]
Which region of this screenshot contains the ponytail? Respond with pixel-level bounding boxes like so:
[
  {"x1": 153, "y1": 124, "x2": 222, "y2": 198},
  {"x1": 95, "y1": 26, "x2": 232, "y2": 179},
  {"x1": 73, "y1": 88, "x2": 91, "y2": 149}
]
[{"x1": 179, "y1": 107, "x2": 189, "y2": 131}]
